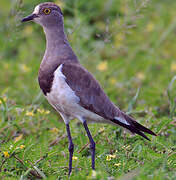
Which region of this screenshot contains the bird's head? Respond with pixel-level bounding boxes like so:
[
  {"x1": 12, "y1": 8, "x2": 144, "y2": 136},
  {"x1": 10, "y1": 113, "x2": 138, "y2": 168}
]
[{"x1": 21, "y1": 2, "x2": 63, "y2": 28}]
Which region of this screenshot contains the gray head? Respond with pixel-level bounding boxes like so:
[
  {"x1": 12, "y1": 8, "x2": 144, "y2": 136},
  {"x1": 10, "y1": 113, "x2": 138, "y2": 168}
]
[{"x1": 22, "y1": 2, "x2": 63, "y2": 28}]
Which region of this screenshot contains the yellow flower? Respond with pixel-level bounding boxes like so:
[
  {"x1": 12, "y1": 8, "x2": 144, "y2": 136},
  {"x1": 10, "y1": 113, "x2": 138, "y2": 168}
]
[
  {"x1": 72, "y1": 156, "x2": 78, "y2": 160},
  {"x1": 106, "y1": 154, "x2": 116, "y2": 161},
  {"x1": 14, "y1": 134, "x2": 23, "y2": 143},
  {"x1": 106, "y1": 155, "x2": 111, "y2": 161},
  {"x1": 50, "y1": 127, "x2": 59, "y2": 133},
  {"x1": 26, "y1": 111, "x2": 34, "y2": 117},
  {"x1": 92, "y1": 170, "x2": 97, "y2": 177},
  {"x1": 114, "y1": 163, "x2": 121, "y2": 167},
  {"x1": 98, "y1": 127, "x2": 105, "y2": 133},
  {"x1": 96, "y1": 61, "x2": 108, "y2": 71},
  {"x1": 110, "y1": 154, "x2": 116, "y2": 158},
  {"x1": 23, "y1": 25, "x2": 33, "y2": 35},
  {"x1": 3, "y1": 151, "x2": 10, "y2": 158},
  {"x1": 37, "y1": 109, "x2": 50, "y2": 115},
  {"x1": 3, "y1": 63, "x2": 10, "y2": 70},
  {"x1": 114, "y1": 32, "x2": 125, "y2": 48},
  {"x1": 37, "y1": 108, "x2": 45, "y2": 114},
  {"x1": 146, "y1": 22, "x2": 155, "y2": 32},
  {"x1": 44, "y1": 110, "x2": 50, "y2": 115},
  {"x1": 4, "y1": 97, "x2": 7, "y2": 102},
  {"x1": 20, "y1": 145, "x2": 25, "y2": 149},
  {"x1": 126, "y1": 145, "x2": 130, "y2": 149},
  {"x1": 109, "y1": 77, "x2": 116, "y2": 85},
  {"x1": 171, "y1": 62, "x2": 176, "y2": 72},
  {"x1": 136, "y1": 72, "x2": 145, "y2": 80},
  {"x1": 19, "y1": 64, "x2": 30, "y2": 73}
]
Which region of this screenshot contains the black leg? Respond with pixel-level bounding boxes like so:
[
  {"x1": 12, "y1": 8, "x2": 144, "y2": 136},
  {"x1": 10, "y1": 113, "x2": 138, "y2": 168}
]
[
  {"x1": 83, "y1": 121, "x2": 95, "y2": 170},
  {"x1": 66, "y1": 124, "x2": 74, "y2": 175}
]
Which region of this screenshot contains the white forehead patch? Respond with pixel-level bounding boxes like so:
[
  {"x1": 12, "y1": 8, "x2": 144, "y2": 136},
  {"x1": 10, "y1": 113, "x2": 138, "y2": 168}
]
[{"x1": 33, "y1": 5, "x2": 40, "y2": 14}]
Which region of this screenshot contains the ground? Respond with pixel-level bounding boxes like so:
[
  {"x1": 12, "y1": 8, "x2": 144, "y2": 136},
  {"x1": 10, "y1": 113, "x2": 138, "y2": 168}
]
[{"x1": 0, "y1": 0, "x2": 175, "y2": 179}]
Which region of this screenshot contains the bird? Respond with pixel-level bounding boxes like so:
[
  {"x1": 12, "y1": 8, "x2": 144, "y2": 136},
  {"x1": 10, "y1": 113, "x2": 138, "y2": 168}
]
[{"x1": 21, "y1": 2, "x2": 156, "y2": 175}]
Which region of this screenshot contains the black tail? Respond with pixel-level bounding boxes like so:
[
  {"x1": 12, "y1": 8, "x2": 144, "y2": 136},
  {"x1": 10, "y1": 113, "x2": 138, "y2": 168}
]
[{"x1": 111, "y1": 112, "x2": 157, "y2": 141}]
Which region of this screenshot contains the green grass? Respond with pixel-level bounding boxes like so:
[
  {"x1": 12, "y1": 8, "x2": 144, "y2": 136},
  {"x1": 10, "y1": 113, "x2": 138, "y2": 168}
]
[{"x1": 0, "y1": 0, "x2": 176, "y2": 179}]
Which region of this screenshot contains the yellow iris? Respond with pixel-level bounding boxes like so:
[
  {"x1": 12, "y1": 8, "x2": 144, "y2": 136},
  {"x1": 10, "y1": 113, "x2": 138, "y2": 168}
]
[{"x1": 43, "y1": 8, "x2": 51, "y2": 15}]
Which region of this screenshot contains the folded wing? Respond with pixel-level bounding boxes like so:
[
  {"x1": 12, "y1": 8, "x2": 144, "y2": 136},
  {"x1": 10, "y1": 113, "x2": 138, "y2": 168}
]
[{"x1": 62, "y1": 63, "x2": 156, "y2": 140}]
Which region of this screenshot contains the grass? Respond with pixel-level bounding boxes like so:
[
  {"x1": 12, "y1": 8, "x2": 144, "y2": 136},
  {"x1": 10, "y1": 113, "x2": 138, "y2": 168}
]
[{"x1": 0, "y1": 0, "x2": 176, "y2": 179}]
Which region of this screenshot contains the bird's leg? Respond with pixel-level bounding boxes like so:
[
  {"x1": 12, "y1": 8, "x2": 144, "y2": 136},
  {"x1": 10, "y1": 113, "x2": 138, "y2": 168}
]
[
  {"x1": 83, "y1": 121, "x2": 95, "y2": 170},
  {"x1": 66, "y1": 124, "x2": 74, "y2": 175}
]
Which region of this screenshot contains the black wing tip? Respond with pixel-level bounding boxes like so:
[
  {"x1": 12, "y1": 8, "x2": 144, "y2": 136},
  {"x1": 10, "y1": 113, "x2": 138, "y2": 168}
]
[
  {"x1": 133, "y1": 121, "x2": 157, "y2": 136},
  {"x1": 151, "y1": 131, "x2": 157, "y2": 136},
  {"x1": 111, "y1": 116, "x2": 157, "y2": 141},
  {"x1": 132, "y1": 120, "x2": 157, "y2": 136},
  {"x1": 137, "y1": 131, "x2": 151, "y2": 141}
]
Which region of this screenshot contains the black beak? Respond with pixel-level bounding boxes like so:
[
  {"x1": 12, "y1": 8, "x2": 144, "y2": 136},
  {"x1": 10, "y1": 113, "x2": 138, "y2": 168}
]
[{"x1": 21, "y1": 14, "x2": 38, "y2": 22}]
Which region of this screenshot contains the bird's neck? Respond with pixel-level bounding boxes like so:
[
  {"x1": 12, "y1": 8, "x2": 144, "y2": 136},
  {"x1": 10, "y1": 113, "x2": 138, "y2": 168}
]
[
  {"x1": 41, "y1": 24, "x2": 78, "y2": 69},
  {"x1": 44, "y1": 25, "x2": 67, "y2": 49}
]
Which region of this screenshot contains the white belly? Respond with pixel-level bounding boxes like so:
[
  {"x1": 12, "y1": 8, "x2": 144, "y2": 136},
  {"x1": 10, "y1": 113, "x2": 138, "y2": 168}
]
[{"x1": 46, "y1": 64, "x2": 105, "y2": 123}]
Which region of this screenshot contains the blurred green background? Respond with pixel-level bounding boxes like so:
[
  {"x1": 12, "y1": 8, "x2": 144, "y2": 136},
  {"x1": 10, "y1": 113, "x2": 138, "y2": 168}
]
[{"x1": 0, "y1": 0, "x2": 175, "y2": 179}]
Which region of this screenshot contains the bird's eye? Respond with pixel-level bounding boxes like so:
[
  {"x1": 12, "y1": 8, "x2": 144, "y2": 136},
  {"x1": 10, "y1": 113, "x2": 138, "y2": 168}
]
[{"x1": 43, "y1": 8, "x2": 51, "y2": 15}]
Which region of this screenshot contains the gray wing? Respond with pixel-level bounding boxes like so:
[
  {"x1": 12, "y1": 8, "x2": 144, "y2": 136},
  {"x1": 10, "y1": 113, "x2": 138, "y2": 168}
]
[
  {"x1": 62, "y1": 63, "x2": 157, "y2": 140},
  {"x1": 62, "y1": 63, "x2": 120, "y2": 120}
]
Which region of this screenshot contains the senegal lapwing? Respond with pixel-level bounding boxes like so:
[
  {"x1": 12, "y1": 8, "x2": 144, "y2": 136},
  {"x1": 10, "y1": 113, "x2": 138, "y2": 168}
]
[{"x1": 22, "y1": 2, "x2": 156, "y2": 175}]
